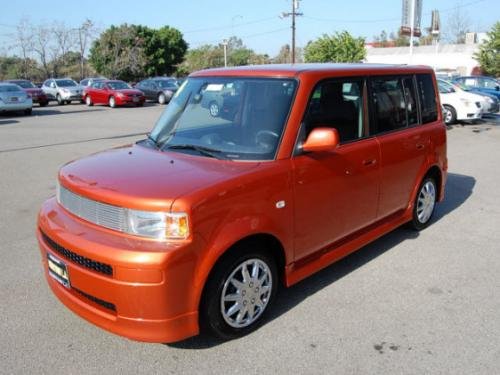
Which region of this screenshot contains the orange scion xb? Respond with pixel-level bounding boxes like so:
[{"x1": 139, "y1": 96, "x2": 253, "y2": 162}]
[{"x1": 37, "y1": 64, "x2": 447, "y2": 343}]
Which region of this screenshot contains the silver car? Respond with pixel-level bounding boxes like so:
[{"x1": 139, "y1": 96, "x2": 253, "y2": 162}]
[
  {"x1": 0, "y1": 83, "x2": 33, "y2": 115},
  {"x1": 42, "y1": 78, "x2": 83, "y2": 105}
]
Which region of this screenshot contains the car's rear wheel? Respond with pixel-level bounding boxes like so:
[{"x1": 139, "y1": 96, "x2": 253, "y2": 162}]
[
  {"x1": 200, "y1": 244, "x2": 278, "y2": 340},
  {"x1": 24, "y1": 108, "x2": 32, "y2": 116},
  {"x1": 85, "y1": 96, "x2": 93, "y2": 106},
  {"x1": 39, "y1": 101, "x2": 48, "y2": 107},
  {"x1": 56, "y1": 94, "x2": 64, "y2": 105},
  {"x1": 109, "y1": 96, "x2": 116, "y2": 108},
  {"x1": 409, "y1": 177, "x2": 437, "y2": 230},
  {"x1": 158, "y1": 93, "x2": 167, "y2": 105},
  {"x1": 443, "y1": 105, "x2": 457, "y2": 125}
]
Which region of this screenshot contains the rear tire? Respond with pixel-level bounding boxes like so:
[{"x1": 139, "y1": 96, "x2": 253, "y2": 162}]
[
  {"x1": 443, "y1": 105, "x2": 457, "y2": 125},
  {"x1": 209, "y1": 101, "x2": 219, "y2": 117},
  {"x1": 409, "y1": 177, "x2": 437, "y2": 231},
  {"x1": 39, "y1": 101, "x2": 48, "y2": 107},
  {"x1": 200, "y1": 242, "x2": 278, "y2": 340},
  {"x1": 24, "y1": 108, "x2": 32, "y2": 116}
]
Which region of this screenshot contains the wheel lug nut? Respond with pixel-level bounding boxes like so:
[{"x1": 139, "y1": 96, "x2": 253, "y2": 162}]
[{"x1": 249, "y1": 282, "x2": 253, "y2": 287}]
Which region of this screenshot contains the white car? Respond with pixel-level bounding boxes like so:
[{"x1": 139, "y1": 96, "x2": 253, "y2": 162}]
[
  {"x1": 41, "y1": 78, "x2": 83, "y2": 105},
  {"x1": 437, "y1": 79, "x2": 483, "y2": 125},
  {"x1": 0, "y1": 83, "x2": 33, "y2": 115}
]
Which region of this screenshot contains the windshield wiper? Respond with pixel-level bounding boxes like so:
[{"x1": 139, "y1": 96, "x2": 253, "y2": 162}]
[
  {"x1": 147, "y1": 134, "x2": 160, "y2": 149},
  {"x1": 165, "y1": 144, "x2": 228, "y2": 160}
]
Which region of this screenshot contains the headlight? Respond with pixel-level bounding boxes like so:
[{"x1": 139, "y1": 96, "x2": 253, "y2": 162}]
[
  {"x1": 62, "y1": 89, "x2": 69, "y2": 93},
  {"x1": 485, "y1": 97, "x2": 493, "y2": 103},
  {"x1": 127, "y1": 209, "x2": 189, "y2": 240}
]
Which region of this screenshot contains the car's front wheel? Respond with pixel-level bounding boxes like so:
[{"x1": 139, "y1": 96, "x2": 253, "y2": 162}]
[
  {"x1": 443, "y1": 105, "x2": 457, "y2": 125},
  {"x1": 85, "y1": 96, "x2": 93, "y2": 106},
  {"x1": 200, "y1": 245, "x2": 278, "y2": 340},
  {"x1": 108, "y1": 96, "x2": 116, "y2": 108},
  {"x1": 209, "y1": 101, "x2": 220, "y2": 117},
  {"x1": 56, "y1": 94, "x2": 64, "y2": 105}
]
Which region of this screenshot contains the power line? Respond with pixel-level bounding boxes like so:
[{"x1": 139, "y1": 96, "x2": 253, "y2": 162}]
[
  {"x1": 303, "y1": 0, "x2": 488, "y2": 24},
  {"x1": 191, "y1": 27, "x2": 289, "y2": 46},
  {"x1": 183, "y1": 16, "x2": 277, "y2": 34}
]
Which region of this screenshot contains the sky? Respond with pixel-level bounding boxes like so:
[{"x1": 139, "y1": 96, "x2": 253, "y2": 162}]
[{"x1": 0, "y1": 0, "x2": 498, "y2": 57}]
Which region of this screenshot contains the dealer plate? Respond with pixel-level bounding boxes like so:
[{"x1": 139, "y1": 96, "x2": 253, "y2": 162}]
[{"x1": 47, "y1": 253, "x2": 70, "y2": 288}]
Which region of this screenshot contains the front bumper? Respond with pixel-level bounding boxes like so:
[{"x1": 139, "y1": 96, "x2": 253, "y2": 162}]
[
  {"x1": 37, "y1": 198, "x2": 201, "y2": 343},
  {"x1": 115, "y1": 96, "x2": 145, "y2": 106}
]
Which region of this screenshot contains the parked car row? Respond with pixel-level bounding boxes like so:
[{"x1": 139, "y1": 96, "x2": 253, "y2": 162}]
[{"x1": 437, "y1": 77, "x2": 499, "y2": 125}]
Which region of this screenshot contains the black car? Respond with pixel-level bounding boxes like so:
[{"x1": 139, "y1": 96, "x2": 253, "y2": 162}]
[{"x1": 135, "y1": 77, "x2": 179, "y2": 104}]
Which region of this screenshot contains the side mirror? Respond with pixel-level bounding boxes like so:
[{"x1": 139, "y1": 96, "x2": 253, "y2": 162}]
[{"x1": 302, "y1": 127, "x2": 340, "y2": 153}]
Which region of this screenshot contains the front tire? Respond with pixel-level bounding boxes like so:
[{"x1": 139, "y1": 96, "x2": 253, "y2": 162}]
[
  {"x1": 108, "y1": 96, "x2": 116, "y2": 108},
  {"x1": 200, "y1": 244, "x2": 278, "y2": 340},
  {"x1": 443, "y1": 105, "x2": 457, "y2": 125},
  {"x1": 56, "y1": 94, "x2": 64, "y2": 105},
  {"x1": 85, "y1": 95, "x2": 93, "y2": 106},
  {"x1": 409, "y1": 177, "x2": 437, "y2": 230},
  {"x1": 158, "y1": 93, "x2": 167, "y2": 105}
]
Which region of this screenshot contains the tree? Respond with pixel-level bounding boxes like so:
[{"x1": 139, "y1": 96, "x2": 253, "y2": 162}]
[
  {"x1": 444, "y1": 4, "x2": 471, "y2": 44},
  {"x1": 390, "y1": 30, "x2": 410, "y2": 47},
  {"x1": 89, "y1": 24, "x2": 187, "y2": 81},
  {"x1": 31, "y1": 24, "x2": 52, "y2": 78},
  {"x1": 474, "y1": 22, "x2": 500, "y2": 77},
  {"x1": 76, "y1": 19, "x2": 97, "y2": 79},
  {"x1": 304, "y1": 31, "x2": 366, "y2": 63},
  {"x1": 139, "y1": 25, "x2": 187, "y2": 76},
  {"x1": 14, "y1": 19, "x2": 34, "y2": 79},
  {"x1": 373, "y1": 30, "x2": 389, "y2": 47}
]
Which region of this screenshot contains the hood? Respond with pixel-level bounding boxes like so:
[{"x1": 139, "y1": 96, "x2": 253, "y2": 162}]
[{"x1": 59, "y1": 143, "x2": 260, "y2": 211}]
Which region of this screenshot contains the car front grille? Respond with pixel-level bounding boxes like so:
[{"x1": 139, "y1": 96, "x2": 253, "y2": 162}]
[
  {"x1": 41, "y1": 231, "x2": 113, "y2": 276},
  {"x1": 57, "y1": 184, "x2": 127, "y2": 233}
]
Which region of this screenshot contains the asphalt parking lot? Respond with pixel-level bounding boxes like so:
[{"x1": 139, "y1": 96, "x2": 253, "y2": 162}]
[{"x1": 1, "y1": 104, "x2": 499, "y2": 374}]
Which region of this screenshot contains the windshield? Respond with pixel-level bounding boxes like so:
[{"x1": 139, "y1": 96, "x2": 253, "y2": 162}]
[
  {"x1": 13, "y1": 80, "x2": 35, "y2": 88},
  {"x1": 156, "y1": 80, "x2": 178, "y2": 89},
  {"x1": 57, "y1": 80, "x2": 77, "y2": 87},
  {"x1": 149, "y1": 77, "x2": 297, "y2": 161},
  {"x1": 438, "y1": 80, "x2": 455, "y2": 94},
  {"x1": 0, "y1": 84, "x2": 23, "y2": 93},
  {"x1": 108, "y1": 81, "x2": 130, "y2": 90}
]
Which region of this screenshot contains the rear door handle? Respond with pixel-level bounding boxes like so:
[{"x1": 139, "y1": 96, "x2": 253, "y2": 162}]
[
  {"x1": 416, "y1": 143, "x2": 425, "y2": 150},
  {"x1": 362, "y1": 159, "x2": 377, "y2": 166}
]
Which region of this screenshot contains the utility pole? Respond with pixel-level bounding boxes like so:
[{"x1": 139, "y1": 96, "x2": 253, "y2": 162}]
[
  {"x1": 222, "y1": 39, "x2": 228, "y2": 67},
  {"x1": 281, "y1": 0, "x2": 303, "y2": 64}
]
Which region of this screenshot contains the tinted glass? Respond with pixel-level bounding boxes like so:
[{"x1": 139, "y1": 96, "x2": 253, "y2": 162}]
[
  {"x1": 303, "y1": 79, "x2": 364, "y2": 143},
  {"x1": 0, "y1": 84, "x2": 23, "y2": 92},
  {"x1": 416, "y1": 74, "x2": 438, "y2": 123},
  {"x1": 402, "y1": 77, "x2": 418, "y2": 126},
  {"x1": 108, "y1": 81, "x2": 130, "y2": 90},
  {"x1": 370, "y1": 77, "x2": 407, "y2": 133},
  {"x1": 150, "y1": 77, "x2": 297, "y2": 161},
  {"x1": 12, "y1": 80, "x2": 35, "y2": 88},
  {"x1": 479, "y1": 78, "x2": 498, "y2": 89},
  {"x1": 56, "y1": 80, "x2": 77, "y2": 87},
  {"x1": 157, "y1": 80, "x2": 178, "y2": 89}
]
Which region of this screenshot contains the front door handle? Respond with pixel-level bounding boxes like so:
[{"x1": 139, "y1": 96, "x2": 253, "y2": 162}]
[{"x1": 416, "y1": 143, "x2": 425, "y2": 150}]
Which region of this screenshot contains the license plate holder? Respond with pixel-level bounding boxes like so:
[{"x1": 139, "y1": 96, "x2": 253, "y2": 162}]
[
  {"x1": 133, "y1": 97, "x2": 139, "y2": 103},
  {"x1": 47, "y1": 253, "x2": 71, "y2": 288}
]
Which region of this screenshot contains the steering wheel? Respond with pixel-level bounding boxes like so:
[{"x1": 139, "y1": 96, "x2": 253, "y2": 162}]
[{"x1": 255, "y1": 130, "x2": 280, "y2": 150}]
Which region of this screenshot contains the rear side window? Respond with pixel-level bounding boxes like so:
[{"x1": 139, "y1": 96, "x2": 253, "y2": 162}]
[
  {"x1": 370, "y1": 77, "x2": 407, "y2": 133},
  {"x1": 416, "y1": 74, "x2": 438, "y2": 123}
]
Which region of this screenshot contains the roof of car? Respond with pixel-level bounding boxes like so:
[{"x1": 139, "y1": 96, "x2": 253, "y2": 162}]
[{"x1": 190, "y1": 63, "x2": 434, "y2": 78}]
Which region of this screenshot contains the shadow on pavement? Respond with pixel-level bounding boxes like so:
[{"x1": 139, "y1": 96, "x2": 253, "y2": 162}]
[
  {"x1": 168, "y1": 172, "x2": 475, "y2": 349},
  {"x1": 0, "y1": 119, "x2": 20, "y2": 126},
  {"x1": 33, "y1": 108, "x2": 105, "y2": 116}
]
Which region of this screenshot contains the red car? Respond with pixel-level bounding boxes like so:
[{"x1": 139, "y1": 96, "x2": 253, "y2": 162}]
[
  {"x1": 7, "y1": 79, "x2": 49, "y2": 106},
  {"x1": 83, "y1": 80, "x2": 145, "y2": 108}
]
